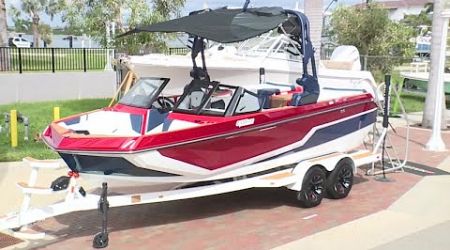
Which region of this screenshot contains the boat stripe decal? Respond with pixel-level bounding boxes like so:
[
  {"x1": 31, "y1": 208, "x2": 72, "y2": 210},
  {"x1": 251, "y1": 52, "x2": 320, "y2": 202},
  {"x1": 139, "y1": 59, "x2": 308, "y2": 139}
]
[{"x1": 254, "y1": 110, "x2": 377, "y2": 164}]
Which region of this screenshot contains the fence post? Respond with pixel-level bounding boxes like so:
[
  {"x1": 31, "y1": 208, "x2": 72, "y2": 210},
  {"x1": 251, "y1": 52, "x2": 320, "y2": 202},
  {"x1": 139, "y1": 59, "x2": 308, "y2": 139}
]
[
  {"x1": 18, "y1": 48, "x2": 22, "y2": 74},
  {"x1": 83, "y1": 48, "x2": 87, "y2": 72},
  {"x1": 0, "y1": 47, "x2": 11, "y2": 71},
  {"x1": 53, "y1": 107, "x2": 60, "y2": 121},
  {"x1": 10, "y1": 110, "x2": 18, "y2": 148},
  {"x1": 51, "y1": 48, "x2": 55, "y2": 73}
]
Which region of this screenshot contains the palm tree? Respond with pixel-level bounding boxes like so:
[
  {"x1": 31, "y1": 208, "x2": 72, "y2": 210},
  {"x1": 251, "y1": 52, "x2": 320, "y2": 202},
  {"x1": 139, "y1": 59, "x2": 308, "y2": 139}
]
[
  {"x1": 19, "y1": 0, "x2": 59, "y2": 47},
  {"x1": 0, "y1": 0, "x2": 7, "y2": 47},
  {"x1": 304, "y1": 0, "x2": 323, "y2": 65},
  {"x1": 0, "y1": 0, "x2": 9, "y2": 71},
  {"x1": 422, "y1": 0, "x2": 448, "y2": 128}
]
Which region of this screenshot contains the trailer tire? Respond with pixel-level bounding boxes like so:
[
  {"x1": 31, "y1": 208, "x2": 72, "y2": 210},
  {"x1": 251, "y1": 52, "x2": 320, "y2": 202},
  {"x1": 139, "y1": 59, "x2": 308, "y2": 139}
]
[
  {"x1": 326, "y1": 158, "x2": 354, "y2": 199},
  {"x1": 297, "y1": 166, "x2": 326, "y2": 208}
]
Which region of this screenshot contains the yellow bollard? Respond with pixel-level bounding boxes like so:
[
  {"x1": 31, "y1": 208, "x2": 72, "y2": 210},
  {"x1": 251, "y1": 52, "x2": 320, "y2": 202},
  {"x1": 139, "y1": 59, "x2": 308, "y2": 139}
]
[
  {"x1": 10, "y1": 110, "x2": 18, "y2": 148},
  {"x1": 53, "y1": 107, "x2": 60, "y2": 121}
]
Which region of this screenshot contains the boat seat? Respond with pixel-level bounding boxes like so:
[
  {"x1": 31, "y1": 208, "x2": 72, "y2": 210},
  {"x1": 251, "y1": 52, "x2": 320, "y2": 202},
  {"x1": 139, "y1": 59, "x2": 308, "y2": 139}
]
[
  {"x1": 257, "y1": 88, "x2": 280, "y2": 109},
  {"x1": 291, "y1": 92, "x2": 318, "y2": 106},
  {"x1": 190, "y1": 91, "x2": 205, "y2": 108},
  {"x1": 250, "y1": 82, "x2": 301, "y2": 109},
  {"x1": 291, "y1": 75, "x2": 320, "y2": 106},
  {"x1": 248, "y1": 82, "x2": 296, "y2": 93}
]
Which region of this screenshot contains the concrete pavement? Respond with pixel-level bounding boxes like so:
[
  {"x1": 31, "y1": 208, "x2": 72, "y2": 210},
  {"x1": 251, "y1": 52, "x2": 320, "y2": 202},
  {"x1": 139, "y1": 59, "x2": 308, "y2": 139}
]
[
  {"x1": 0, "y1": 161, "x2": 95, "y2": 216},
  {"x1": 275, "y1": 114, "x2": 450, "y2": 250},
  {"x1": 373, "y1": 220, "x2": 450, "y2": 250},
  {"x1": 0, "y1": 161, "x2": 68, "y2": 216},
  {"x1": 275, "y1": 160, "x2": 450, "y2": 250}
]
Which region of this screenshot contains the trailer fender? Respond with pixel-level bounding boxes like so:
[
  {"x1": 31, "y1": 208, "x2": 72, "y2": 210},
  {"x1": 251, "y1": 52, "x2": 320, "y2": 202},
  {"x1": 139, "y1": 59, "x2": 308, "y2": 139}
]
[
  {"x1": 287, "y1": 163, "x2": 325, "y2": 191},
  {"x1": 287, "y1": 153, "x2": 355, "y2": 191}
]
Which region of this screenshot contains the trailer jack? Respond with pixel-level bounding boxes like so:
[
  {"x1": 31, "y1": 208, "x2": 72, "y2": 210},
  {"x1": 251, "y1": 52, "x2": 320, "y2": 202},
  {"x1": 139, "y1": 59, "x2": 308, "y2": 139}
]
[{"x1": 93, "y1": 182, "x2": 109, "y2": 248}]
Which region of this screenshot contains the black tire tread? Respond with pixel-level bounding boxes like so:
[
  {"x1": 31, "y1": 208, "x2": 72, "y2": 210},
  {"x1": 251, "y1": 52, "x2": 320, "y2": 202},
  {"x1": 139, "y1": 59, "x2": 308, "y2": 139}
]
[
  {"x1": 326, "y1": 158, "x2": 354, "y2": 199},
  {"x1": 297, "y1": 166, "x2": 326, "y2": 208}
]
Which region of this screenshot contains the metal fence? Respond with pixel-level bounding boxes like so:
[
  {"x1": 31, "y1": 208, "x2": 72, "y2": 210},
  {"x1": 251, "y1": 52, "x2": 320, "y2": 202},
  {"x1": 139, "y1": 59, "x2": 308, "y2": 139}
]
[
  {"x1": 359, "y1": 55, "x2": 416, "y2": 71},
  {"x1": 167, "y1": 47, "x2": 189, "y2": 55},
  {"x1": 0, "y1": 47, "x2": 110, "y2": 73}
]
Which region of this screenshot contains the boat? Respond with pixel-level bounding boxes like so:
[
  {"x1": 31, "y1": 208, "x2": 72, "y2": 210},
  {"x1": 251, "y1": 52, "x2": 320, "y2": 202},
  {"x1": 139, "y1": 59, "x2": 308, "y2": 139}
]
[
  {"x1": 401, "y1": 26, "x2": 450, "y2": 97},
  {"x1": 127, "y1": 32, "x2": 380, "y2": 102},
  {"x1": 42, "y1": 6, "x2": 380, "y2": 190},
  {"x1": 401, "y1": 71, "x2": 450, "y2": 96}
]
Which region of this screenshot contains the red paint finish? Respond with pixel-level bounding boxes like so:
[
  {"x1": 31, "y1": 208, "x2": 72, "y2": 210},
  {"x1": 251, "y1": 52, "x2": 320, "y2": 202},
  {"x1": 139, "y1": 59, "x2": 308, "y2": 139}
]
[
  {"x1": 157, "y1": 99, "x2": 375, "y2": 169},
  {"x1": 42, "y1": 94, "x2": 377, "y2": 167}
]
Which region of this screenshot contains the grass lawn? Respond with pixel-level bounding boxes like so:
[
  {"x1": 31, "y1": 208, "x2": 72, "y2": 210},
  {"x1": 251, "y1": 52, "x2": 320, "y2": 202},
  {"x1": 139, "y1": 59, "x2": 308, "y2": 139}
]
[
  {"x1": 0, "y1": 98, "x2": 109, "y2": 162},
  {"x1": 396, "y1": 92, "x2": 427, "y2": 113},
  {"x1": 390, "y1": 69, "x2": 450, "y2": 114}
]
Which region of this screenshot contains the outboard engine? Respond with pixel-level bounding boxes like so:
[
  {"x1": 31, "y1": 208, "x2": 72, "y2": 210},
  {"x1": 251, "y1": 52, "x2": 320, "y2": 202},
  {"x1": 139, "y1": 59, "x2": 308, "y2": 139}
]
[{"x1": 329, "y1": 46, "x2": 362, "y2": 71}]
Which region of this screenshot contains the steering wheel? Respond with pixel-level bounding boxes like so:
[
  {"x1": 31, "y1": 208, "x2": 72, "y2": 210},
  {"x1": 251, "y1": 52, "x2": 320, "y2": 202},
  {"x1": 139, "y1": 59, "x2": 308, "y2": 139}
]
[{"x1": 153, "y1": 96, "x2": 175, "y2": 112}]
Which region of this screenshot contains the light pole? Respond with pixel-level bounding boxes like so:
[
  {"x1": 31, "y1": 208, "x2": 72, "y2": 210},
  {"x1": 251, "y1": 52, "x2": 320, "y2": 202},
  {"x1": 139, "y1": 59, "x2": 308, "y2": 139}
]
[
  {"x1": 425, "y1": 8, "x2": 449, "y2": 151},
  {"x1": 304, "y1": 0, "x2": 323, "y2": 67},
  {"x1": 104, "y1": 21, "x2": 113, "y2": 71}
]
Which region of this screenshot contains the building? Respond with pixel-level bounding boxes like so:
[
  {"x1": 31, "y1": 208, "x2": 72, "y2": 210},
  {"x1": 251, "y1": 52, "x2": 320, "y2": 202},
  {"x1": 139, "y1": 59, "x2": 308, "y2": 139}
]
[{"x1": 354, "y1": 0, "x2": 433, "y2": 21}]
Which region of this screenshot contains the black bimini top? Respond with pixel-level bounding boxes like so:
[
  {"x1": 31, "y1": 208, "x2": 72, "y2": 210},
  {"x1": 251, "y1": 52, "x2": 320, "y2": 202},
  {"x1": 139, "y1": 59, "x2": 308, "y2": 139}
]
[{"x1": 119, "y1": 7, "x2": 288, "y2": 43}]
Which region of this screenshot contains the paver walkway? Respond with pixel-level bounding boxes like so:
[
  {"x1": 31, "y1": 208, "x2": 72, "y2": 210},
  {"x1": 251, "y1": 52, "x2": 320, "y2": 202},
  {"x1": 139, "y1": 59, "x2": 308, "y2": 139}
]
[
  {"x1": 30, "y1": 172, "x2": 420, "y2": 250},
  {"x1": 1, "y1": 124, "x2": 448, "y2": 250},
  {"x1": 276, "y1": 126, "x2": 450, "y2": 250}
]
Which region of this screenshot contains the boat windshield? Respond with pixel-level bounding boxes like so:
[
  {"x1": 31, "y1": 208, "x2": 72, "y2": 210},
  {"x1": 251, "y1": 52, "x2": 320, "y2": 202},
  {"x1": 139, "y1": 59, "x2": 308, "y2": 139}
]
[
  {"x1": 119, "y1": 77, "x2": 170, "y2": 108},
  {"x1": 174, "y1": 79, "x2": 239, "y2": 116}
]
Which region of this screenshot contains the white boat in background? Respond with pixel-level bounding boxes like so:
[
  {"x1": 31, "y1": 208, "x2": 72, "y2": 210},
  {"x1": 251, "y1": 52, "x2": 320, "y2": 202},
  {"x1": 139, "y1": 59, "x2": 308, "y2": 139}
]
[
  {"x1": 126, "y1": 34, "x2": 381, "y2": 101},
  {"x1": 400, "y1": 61, "x2": 450, "y2": 96}
]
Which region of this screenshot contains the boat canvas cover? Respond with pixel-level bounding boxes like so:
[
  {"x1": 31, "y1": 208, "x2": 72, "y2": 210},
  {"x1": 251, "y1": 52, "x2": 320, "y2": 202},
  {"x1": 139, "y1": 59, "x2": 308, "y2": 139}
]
[{"x1": 119, "y1": 7, "x2": 288, "y2": 43}]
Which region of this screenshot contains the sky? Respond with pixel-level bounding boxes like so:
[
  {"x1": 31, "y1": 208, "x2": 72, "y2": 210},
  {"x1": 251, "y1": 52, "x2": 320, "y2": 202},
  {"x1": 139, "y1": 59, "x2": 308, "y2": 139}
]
[{"x1": 5, "y1": 0, "x2": 364, "y2": 28}]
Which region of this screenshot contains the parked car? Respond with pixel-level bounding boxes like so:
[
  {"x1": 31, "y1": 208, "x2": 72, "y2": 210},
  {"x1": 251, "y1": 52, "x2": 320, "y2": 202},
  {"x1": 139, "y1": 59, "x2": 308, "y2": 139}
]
[{"x1": 8, "y1": 37, "x2": 32, "y2": 48}]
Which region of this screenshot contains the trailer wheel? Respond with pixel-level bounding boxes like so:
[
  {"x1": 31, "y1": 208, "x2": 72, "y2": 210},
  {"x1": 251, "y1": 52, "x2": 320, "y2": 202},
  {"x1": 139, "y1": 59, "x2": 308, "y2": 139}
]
[
  {"x1": 326, "y1": 158, "x2": 354, "y2": 199},
  {"x1": 297, "y1": 166, "x2": 326, "y2": 208}
]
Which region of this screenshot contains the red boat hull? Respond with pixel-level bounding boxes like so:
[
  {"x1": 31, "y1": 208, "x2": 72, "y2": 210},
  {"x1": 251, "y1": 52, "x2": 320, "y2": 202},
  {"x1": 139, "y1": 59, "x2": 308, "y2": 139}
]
[{"x1": 43, "y1": 93, "x2": 377, "y2": 175}]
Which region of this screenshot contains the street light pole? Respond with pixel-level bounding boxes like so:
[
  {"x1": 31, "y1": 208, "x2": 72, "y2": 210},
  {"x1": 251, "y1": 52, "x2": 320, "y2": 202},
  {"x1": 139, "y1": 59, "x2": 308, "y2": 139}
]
[{"x1": 425, "y1": 10, "x2": 449, "y2": 151}]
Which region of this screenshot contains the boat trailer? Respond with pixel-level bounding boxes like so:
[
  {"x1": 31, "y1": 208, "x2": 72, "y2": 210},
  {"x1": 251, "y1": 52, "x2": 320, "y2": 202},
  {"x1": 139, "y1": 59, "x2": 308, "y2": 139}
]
[{"x1": 0, "y1": 149, "x2": 381, "y2": 248}]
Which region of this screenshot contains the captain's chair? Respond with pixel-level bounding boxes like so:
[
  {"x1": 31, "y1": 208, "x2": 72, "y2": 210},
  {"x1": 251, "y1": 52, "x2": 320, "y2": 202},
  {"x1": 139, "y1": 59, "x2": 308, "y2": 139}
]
[
  {"x1": 190, "y1": 90, "x2": 205, "y2": 108},
  {"x1": 291, "y1": 75, "x2": 320, "y2": 106},
  {"x1": 177, "y1": 77, "x2": 214, "y2": 110}
]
